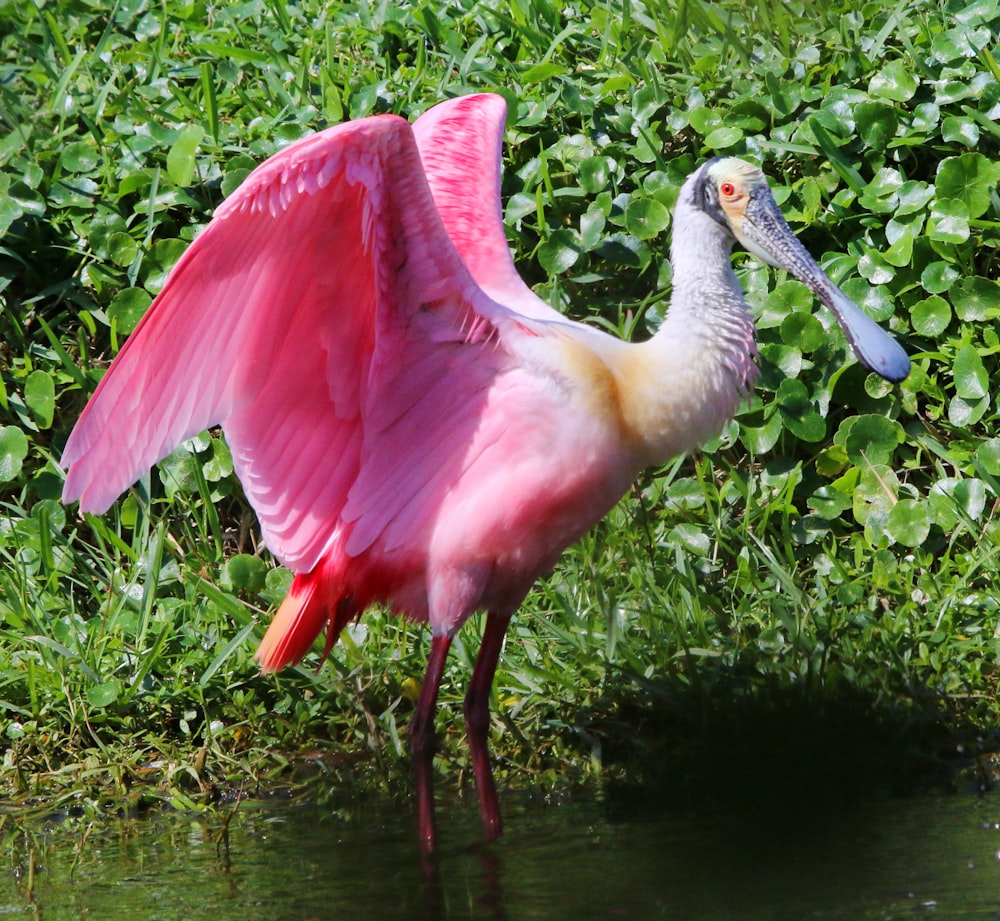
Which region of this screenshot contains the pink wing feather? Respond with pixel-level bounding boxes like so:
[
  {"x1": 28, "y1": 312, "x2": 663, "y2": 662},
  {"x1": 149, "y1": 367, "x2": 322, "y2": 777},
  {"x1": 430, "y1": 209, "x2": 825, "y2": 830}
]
[
  {"x1": 61, "y1": 96, "x2": 545, "y2": 573},
  {"x1": 412, "y1": 94, "x2": 565, "y2": 322}
]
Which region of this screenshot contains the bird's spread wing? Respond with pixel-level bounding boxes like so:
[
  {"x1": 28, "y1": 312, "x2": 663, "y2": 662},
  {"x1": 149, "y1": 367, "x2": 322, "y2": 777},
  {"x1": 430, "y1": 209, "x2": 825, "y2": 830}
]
[
  {"x1": 62, "y1": 95, "x2": 555, "y2": 572},
  {"x1": 412, "y1": 94, "x2": 566, "y2": 323}
]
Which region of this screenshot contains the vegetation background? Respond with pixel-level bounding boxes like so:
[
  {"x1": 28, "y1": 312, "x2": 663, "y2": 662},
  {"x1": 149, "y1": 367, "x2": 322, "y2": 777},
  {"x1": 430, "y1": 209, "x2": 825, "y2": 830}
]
[{"x1": 1, "y1": 0, "x2": 999, "y2": 817}]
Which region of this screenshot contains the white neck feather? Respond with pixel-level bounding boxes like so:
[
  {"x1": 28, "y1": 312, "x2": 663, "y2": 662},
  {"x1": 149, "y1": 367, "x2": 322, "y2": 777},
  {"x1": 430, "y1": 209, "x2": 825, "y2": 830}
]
[{"x1": 611, "y1": 207, "x2": 759, "y2": 466}]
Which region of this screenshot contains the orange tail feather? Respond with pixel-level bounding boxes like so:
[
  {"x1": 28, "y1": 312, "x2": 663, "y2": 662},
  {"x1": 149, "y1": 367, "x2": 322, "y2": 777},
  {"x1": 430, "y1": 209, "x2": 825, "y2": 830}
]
[{"x1": 256, "y1": 566, "x2": 359, "y2": 672}]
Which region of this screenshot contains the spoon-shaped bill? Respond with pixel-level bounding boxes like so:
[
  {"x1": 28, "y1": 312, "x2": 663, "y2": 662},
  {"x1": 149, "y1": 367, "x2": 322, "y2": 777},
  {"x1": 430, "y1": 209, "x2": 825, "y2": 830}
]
[
  {"x1": 737, "y1": 191, "x2": 910, "y2": 383},
  {"x1": 815, "y1": 283, "x2": 911, "y2": 383}
]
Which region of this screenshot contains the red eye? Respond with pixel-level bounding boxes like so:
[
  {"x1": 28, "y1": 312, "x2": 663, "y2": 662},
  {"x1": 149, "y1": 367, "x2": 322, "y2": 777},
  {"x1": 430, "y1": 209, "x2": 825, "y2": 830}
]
[{"x1": 720, "y1": 181, "x2": 736, "y2": 197}]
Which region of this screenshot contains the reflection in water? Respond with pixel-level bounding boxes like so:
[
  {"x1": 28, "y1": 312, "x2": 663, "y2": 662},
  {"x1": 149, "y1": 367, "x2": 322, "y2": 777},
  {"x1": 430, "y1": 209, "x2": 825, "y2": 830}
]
[
  {"x1": 420, "y1": 840, "x2": 508, "y2": 921},
  {"x1": 5, "y1": 784, "x2": 1000, "y2": 920}
]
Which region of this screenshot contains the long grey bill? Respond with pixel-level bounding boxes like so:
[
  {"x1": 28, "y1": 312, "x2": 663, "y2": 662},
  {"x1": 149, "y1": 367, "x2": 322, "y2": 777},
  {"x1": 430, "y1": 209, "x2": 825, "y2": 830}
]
[{"x1": 739, "y1": 192, "x2": 911, "y2": 384}]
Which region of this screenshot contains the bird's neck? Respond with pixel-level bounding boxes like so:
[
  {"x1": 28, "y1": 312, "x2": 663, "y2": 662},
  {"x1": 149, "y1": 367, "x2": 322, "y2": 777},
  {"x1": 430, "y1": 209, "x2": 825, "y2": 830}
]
[{"x1": 612, "y1": 222, "x2": 759, "y2": 466}]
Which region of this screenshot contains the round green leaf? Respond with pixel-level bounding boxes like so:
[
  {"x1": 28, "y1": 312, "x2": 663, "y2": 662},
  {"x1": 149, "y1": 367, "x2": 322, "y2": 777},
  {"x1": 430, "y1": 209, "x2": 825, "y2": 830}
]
[
  {"x1": 780, "y1": 311, "x2": 826, "y2": 351},
  {"x1": 816, "y1": 443, "x2": 849, "y2": 478},
  {"x1": 667, "y1": 523, "x2": 711, "y2": 556},
  {"x1": 108, "y1": 231, "x2": 139, "y2": 267},
  {"x1": 24, "y1": 369, "x2": 55, "y2": 429},
  {"x1": 86, "y1": 210, "x2": 129, "y2": 256},
  {"x1": 911, "y1": 102, "x2": 940, "y2": 133},
  {"x1": 663, "y1": 477, "x2": 708, "y2": 510},
  {"x1": 868, "y1": 60, "x2": 917, "y2": 102},
  {"x1": 860, "y1": 167, "x2": 903, "y2": 214},
  {"x1": 9, "y1": 180, "x2": 44, "y2": 217},
  {"x1": 852, "y1": 464, "x2": 899, "y2": 526},
  {"x1": 935, "y1": 153, "x2": 999, "y2": 218},
  {"x1": 86, "y1": 679, "x2": 122, "y2": 708},
  {"x1": 261, "y1": 566, "x2": 295, "y2": 606},
  {"x1": 808, "y1": 484, "x2": 853, "y2": 520},
  {"x1": 948, "y1": 394, "x2": 989, "y2": 427},
  {"x1": 793, "y1": 515, "x2": 829, "y2": 547},
  {"x1": 59, "y1": 140, "x2": 100, "y2": 173},
  {"x1": 579, "y1": 209, "x2": 605, "y2": 249},
  {"x1": 222, "y1": 155, "x2": 257, "y2": 197},
  {"x1": 704, "y1": 125, "x2": 743, "y2": 150},
  {"x1": 927, "y1": 199, "x2": 969, "y2": 244},
  {"x1": 976, "y1": 438, "x2": 1000, "y2": 476},
  {"x1": 520, "y1": 62, "x2": 567, "y2": 85},
  {"x1": 505, "y1": 192, "x2": 537, "y2": 224},
  {"x1": 920, "y1": 261, "x2": 959, "y2": 294},
  {"x1": 222, "y1": 167, "x2": 252, "y2": 198},
  {"x1": 31, "y1": 499, "x2": 66, "y2": 534},
  {"x1": 953, "y1": 478, "x2": 987, "y2": 521},
  {"x1": 538, "y1": 229, "x2": 580, "y2": 274},
  {"x1": 930, "y1": 477, "x2": 987, "y2": 528},
  {"x1": 952, "y1": 276, "x2": 1000, "y2": 321},
  {"x1": 928, "y1": 478, "x2": 962, "y2": 530},
  {"x1": 953, "y1": 344, "x2": 989, "y2": 400},
  {"x1": 895, "y1": 180, "x2": 934, "y2": 216},
  {"x1": 624, "y1": 197, "x2": 670, "y2": 240},
  {"x1": 48, "y1": 176, "x2": 98, "y2": 210},
  {"x1": 108, "y1": 287, "x2": 152, "y2": 337},
  {"x1": 756, "y1": 626, "x2": 787, "y2": 654},
  {"x1": 857, "y1": 249, "x2": 895, "y2": 284},
  {"x1": 224, "y1": 554, "x2": 268, "y2": 593},
  {"x1": 642, "y1": 170, "x2": 676, "y2": 205},
  {"x1": 768, "y1": 280, "x2": 815, "y2": 317},
  {"x1": 187, "y1": 431, "x2": 211, "y2": 453},
  {"x1": 118, "y1": 170, "x2": 154, "y2": 199},
  {"x1": 776, "y1": 379, "x2": 826, "y2": 442},
  {"x1": 812, "y1": 102, "x2": 856, "y2": 139},
  {"x1": 159, "y1": 442, "x2": 202, "y2": 498},
  {"x1": 739, "y1": 411, "x2": 782, "y2": 454},
  {"x1": 886, "y1": 499, "x2": 931, "y2": 547},
  {"x1": 854, "y1": 101, "x2": 898, "y2": 150},
  {"x1": 0, "y1": 426, "x2": 28, "y2": 482},
  {"x1": 911, "y1": 296, "x2": 951, "y2": 337},
  {"x1": 865, "y1": 374, "x2": 896, "y2": 400},
  {"x1": 142, "y1": 238, "x2": 188, "y2": 293},
  {"x1": 941, "y1": 116, "x2": 979, "y2": 147},
  {"x1": 166, "y1": 124, "x2": 206, "y2": 187},
  {"x1": 203, "y1": 438, "x2": 234, "y2": 481},
  {"x1": 931, "y1": 27, "x2": 984, "y2": 63},
  {"x1": 0, "y1": 193, "x2": 22, "y2": 237},
  {"x1": 864, "y1": 512, "x2": 891, "y2": 549},
  {"x1": 837, "y1": 414, "x2": 905, "y2": 466},
  {"x1": 883, "y1": 215, "x2": 918, "y2": 267},
  {"x1": 579, "y1": 156, "x2": 611, "y2": 195},
  {"x1": 759, "y1": 342, "x2": 803, "y2": 381}
]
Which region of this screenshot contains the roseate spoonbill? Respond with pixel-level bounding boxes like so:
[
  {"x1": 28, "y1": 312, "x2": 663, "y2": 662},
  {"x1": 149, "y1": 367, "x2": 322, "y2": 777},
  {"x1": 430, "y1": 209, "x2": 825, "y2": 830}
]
[{"x1": 61, "y1": 93, "x2": 909, "y2": 851}]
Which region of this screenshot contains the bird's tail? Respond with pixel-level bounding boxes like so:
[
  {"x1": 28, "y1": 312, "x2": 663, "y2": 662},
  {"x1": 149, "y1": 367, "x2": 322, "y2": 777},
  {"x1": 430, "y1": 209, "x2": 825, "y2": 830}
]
[{"x1": 256, "y1": 563, "x2": 359, "y2": 672}]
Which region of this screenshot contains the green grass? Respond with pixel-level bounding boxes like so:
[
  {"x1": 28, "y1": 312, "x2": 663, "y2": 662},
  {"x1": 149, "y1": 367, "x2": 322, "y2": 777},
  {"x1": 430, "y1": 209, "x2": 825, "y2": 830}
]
[{"x1": 2, "y1": 0, "x2": 1000, "y2": 818}]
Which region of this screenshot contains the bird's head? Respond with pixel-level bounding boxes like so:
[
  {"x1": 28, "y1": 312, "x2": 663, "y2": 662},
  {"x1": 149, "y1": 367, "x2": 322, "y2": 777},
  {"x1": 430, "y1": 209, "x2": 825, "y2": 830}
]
[{"x1": 685, "y1": 156, "x2": 910, "y2": 383}]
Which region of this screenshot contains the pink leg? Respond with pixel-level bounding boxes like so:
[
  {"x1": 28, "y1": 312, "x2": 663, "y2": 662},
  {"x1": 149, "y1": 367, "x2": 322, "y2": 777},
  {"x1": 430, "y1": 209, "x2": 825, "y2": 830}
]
[
  {"x1": 463, "y1": 611, "x2": 511, "y2": 840},
  {"x1": 410, "y1": 633, "x2": 452, "y2": 854}
]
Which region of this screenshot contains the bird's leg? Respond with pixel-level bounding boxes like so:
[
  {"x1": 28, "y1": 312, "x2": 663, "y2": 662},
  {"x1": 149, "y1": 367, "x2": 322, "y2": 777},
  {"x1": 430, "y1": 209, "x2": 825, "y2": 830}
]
[
  {"x1": 463, "y1": 611, "x2": 511, "y2": 841},
  {"x1": 410, "y1": 633, "x2": 453, "y2": 854}
]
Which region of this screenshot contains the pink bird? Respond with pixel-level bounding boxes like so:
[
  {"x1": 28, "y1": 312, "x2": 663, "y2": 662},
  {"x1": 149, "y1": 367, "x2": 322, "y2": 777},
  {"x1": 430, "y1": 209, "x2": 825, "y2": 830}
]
[{"x1": 61, "y1": 93, "x2": 909, "y2": 851}]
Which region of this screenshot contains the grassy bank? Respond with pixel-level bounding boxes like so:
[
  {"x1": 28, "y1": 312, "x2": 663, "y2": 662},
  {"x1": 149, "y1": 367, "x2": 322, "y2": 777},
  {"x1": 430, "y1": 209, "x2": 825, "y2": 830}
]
[{"x1": 2, "y1": 0, "x2": 1000, "y2": 817}]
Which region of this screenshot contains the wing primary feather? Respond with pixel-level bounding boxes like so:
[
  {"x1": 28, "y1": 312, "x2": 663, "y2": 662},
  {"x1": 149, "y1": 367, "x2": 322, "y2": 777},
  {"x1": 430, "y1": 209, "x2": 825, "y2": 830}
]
[{"x1": 62, "y1": 99, "x2": 568, "y2": 578}]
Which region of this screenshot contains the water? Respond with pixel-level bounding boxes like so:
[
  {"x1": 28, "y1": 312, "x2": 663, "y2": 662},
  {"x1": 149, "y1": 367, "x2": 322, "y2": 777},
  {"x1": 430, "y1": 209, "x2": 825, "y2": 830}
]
[{"x1": 6, "y1": 784, "x2": 1000, "y2": 920}]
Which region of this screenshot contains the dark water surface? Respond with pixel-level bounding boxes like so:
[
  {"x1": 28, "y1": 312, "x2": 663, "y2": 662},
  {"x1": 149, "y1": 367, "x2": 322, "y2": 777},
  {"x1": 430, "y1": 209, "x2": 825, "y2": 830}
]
[{"x1": 6, "y1": 784, "x2": 1000, "y2": 919}]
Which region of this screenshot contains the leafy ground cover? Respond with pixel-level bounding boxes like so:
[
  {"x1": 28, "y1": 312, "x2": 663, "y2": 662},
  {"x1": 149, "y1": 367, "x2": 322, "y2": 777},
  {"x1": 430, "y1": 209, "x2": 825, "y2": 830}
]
[{"x1": 1, "y1": 0, "x2": 999, "y2": 818}]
